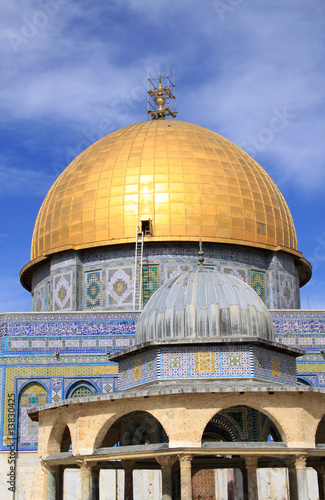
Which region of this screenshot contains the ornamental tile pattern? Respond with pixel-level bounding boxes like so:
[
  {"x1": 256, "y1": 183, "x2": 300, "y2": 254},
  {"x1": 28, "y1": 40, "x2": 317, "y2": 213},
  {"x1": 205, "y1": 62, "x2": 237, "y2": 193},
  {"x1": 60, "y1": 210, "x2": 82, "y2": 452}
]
[
  {"x1": 161, "y1": 347, "x2": 189, "y2": 379},
  {"x1": 142, "y1": 265, "x2": 160, "y2": 306},
  {"x1": 53, "y1": 272, "x2": 73, "y2": 311},
  {"x1": 106, "y1": 267, "x2": 133, "y2": 308},
  {"x1": 190, "y1": 346, "x2": 220, "y2": 377},
  {"x1": 251, "y1": 270, "x2": 266, "y2": 305},
  {"x1": 119, "y1": 349, "x2": 157, "y2": 389},
  {"x1": 119, "y1": 344, "x2": 297, "y2": 389},
  {"x1": 220, "y1": 346, "x2": 250, "y2": 377},
  {"x1": 18, "y1": 382, "x2": 49, "y2": 448},
  {"x1": 33, "y1": 282, "x2": 46, "y2": 312},
  {"x1": 85, "y1": 270, "x2": 103, "y2": 309},
  {"x1": 30, "y1": 245, "x2": 300, "y2": 310}
]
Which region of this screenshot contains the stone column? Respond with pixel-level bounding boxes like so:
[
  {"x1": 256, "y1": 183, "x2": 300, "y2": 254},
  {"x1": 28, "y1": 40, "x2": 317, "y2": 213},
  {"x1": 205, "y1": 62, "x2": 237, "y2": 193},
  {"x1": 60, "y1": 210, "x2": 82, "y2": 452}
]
[
  {"x1": 287, "y1": 457, "x2": 298, "y2": 500},
  {"x1": 315, "y1": 465, "x2": 325, "y2": 500},
  {"x1": 294, "y1": 454, "x2": 309, "y2": 500},
  {"x1": 244, "y1": 455, "x2": 259, "y2": 500},
  {"x1": 121, "y1": 460, "x2": 136, "y2": 500},
  {"x1": 77, "y1": 460, "x2": 97, "y2": 500},
  {"x1": 179, "y1": 455, "x2": 193, "y2": 500},
  {"x1": 156, "y1": 455, "x2": 177, "y2": 500},
  {"x1": 45, "y1": 464, "x2": 57, "y2": 500}
]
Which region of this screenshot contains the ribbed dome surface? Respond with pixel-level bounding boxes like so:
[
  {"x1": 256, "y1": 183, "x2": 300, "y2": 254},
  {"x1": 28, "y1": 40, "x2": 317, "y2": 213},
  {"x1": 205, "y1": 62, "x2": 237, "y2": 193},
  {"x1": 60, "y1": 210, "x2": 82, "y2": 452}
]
[{"x1": 136, "y1": 268, "x2": 275, "y2": 343}]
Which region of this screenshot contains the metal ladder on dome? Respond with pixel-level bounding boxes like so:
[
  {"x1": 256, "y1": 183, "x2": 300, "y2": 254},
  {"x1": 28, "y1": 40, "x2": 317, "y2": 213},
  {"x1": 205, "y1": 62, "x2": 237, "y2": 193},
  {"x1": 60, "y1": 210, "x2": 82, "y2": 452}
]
[{"x1": 133, "y1": 227, "x2": 144, "y2": 310}]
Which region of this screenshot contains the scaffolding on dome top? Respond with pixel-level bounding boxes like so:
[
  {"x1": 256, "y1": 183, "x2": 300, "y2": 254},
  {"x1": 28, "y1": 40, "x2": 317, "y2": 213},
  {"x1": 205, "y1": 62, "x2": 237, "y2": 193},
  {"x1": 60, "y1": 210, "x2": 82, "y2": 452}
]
[{"x1": 147, "y1": 68, "x2": 177, "y2": 119}]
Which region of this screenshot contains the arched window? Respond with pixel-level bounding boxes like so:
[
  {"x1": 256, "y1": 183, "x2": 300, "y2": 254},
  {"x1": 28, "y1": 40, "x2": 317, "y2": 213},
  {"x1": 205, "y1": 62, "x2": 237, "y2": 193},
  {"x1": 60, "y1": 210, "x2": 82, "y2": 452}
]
[
  {"x1": 18, "y1": 382, "x2": 49, "y2": 448},
  {"x1": 297, "y1": 377, "x2": 313, "y2": 386},
  {"x1": 65, "y1": 380, "x2": 98, "y2": 399},
  {"x1": 61, "y1": 425, "x2": 72, "y2": 452}
]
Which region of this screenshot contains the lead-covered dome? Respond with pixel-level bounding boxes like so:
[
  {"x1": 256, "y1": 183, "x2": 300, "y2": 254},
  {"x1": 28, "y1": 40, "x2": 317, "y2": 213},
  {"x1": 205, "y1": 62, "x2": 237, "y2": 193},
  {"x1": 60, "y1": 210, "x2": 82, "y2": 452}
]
[{"x1": 136, "y1": 267, "x2": 275, "y2": 343}]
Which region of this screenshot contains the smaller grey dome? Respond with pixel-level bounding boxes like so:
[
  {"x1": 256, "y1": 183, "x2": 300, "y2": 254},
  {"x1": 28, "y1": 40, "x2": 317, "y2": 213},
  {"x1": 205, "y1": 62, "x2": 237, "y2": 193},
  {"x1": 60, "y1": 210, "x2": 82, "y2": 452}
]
[{"x1": 136, "y1": 268, "x2": 274, "y2": 344}]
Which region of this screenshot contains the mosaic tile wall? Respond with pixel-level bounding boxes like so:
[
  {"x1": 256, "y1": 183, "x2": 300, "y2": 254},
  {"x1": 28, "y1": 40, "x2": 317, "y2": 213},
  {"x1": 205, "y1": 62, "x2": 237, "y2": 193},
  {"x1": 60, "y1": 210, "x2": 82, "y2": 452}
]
[
  {"x1": 31, "y1": 243, "x2": 300, "y2": 311},
  {"x1": 0, "y1": 311, "x2": 137, "y2": 452},
  {"x1": 2, "y1": 367, "x2": 118, "y2": 451},
  {"x1": 118, "y1": 344, "x2": 297, "y2": 389},
  {"x1": 271, "y1": 309, "x2": 325, "y2": 386}
]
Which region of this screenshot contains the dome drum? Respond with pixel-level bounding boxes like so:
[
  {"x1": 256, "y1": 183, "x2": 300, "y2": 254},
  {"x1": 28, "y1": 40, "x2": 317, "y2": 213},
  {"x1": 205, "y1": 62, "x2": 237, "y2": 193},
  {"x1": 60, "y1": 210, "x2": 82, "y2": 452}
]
[{"x1": 25, "y1": 243, "x2": 302, "y2": 311}]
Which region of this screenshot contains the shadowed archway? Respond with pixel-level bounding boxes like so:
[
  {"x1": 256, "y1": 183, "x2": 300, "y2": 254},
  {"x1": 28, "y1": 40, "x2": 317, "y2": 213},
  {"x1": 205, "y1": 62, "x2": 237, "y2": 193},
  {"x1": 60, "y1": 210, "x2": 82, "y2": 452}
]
[
  {"x1": 98, "y1": 411, "x2": 169, "y2": 448},
  {"x1": 202, "y1": 405, "x2": 282, "y2": 443}
]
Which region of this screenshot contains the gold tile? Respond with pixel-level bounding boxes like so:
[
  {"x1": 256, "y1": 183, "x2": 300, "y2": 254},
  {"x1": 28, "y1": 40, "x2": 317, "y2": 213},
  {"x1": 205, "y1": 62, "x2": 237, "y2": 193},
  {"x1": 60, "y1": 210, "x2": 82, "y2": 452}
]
[
  {"x1": 29, "y1": 119, "x2": 298, "y2": 266},
  {"x1": 109, "y1": 196, "x2": 123, "y2": 207},
  {"x1": 109, "y1": 206, "x2": 123, "y2": 218},
  {"x1": 217, "y1": 216, "x2": 231, "y2": 228},
  {"x1": 95, "y1": 219, "x2": 108, "y2": 231},
  {"x1": 170, "y1": 192, "x2": 185, "y2": 203},
  {"x1": 124, "y1": 205, "x2": 138, "y2": 216},
  {"x1": 170, "y1": 203, "x2": 185, "y2": 214},
  {"x1": 124, "y1": 194, "x2": 138, "y2": 204},
  {"x1": 109, "y1": 217, "x2": 123, "y2": 229},
  {"x1": 186, "y1": 214, "x2": 201, "y2": 225},
  {"x1": 155, "y1": 193, "x2": 169, "y2": 204},
  {"x1": 170, "y1": 213, "x2": 186, "y2": 225}
]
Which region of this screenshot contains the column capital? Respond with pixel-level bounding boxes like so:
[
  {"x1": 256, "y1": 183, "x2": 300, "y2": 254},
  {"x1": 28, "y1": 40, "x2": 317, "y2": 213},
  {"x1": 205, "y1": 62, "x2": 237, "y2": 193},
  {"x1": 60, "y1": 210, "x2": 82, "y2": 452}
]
[
  {"x1": 77, "y1": 460, "x2": 97, "y2": 476},
  {"x1": 286, "y1": 456, "x2": 296, "y2": 469},
  {"x1": 121, "y1": 459, "x2": 136, "y2": 474},
  {"x1": 178, "y1": 454, "x2": 193, "y2": 467},
  {"x1": 156, "y1": 455, "x2": 177, "y2": 469},
  {"x1": 41, "y1": 460, "x2": 57, "y2": 474},
  {"x1": 244, "y1": 455, "x2": 259, "y2": 469},
  {"x1": 294, "y1": 453, "x2": 308, "y2": 469}
]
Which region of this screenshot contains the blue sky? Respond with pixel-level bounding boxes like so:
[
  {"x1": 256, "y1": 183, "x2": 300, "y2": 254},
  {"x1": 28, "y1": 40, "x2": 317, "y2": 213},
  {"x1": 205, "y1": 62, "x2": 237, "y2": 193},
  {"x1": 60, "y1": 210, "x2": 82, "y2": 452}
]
[{"x1": 0, "y1": 0, "x2": 324, "y2": 312}]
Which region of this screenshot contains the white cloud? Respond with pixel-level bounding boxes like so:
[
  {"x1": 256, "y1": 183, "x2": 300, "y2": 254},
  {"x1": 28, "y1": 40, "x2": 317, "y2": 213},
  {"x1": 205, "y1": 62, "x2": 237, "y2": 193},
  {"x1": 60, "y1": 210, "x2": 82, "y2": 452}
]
[
  {"x1": 0, "y1": 163, "x2": 55, "y2": 197},
  {"x1": 0, "y1": 0, "x2": 323, "y2": 194}
]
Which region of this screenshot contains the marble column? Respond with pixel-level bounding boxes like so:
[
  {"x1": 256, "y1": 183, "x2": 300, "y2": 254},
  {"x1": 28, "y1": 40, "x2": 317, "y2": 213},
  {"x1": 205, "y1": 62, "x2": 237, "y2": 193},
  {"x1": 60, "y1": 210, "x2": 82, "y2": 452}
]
[
  {"x1": 179, "y1": 455, "x2": 193, "y2": 500},
  {"x1": 77, "y1": 460, "x2": 97, "y2": 500},
  {"x1": 156, "y1": 455, "x2": 177, "y2": 500},
  {"x1": 45, "y1": 465, "x2": 57, "y2": 500},
  {"x1": 315, "y1": 465, "x2": 325, "y2": 500},
  {"x1": 294, "y1": 454, "x2": 309, "y2": 500},
  {"x1": 244, "y1": 456, "x2": 259, "y2": 500},
  {"x1": 121, "y1": 460, "x2": 136, "y2": 500},
  {"x1": 287, "y1": 457, "x2": 298, "y2": 500}
]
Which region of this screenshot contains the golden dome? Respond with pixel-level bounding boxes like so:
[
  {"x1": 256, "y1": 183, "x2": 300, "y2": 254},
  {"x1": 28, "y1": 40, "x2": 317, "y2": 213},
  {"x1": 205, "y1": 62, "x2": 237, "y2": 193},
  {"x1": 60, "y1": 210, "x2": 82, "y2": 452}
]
[{"x1": 21, "y1": 119, "x2": 311, "y2": 289}]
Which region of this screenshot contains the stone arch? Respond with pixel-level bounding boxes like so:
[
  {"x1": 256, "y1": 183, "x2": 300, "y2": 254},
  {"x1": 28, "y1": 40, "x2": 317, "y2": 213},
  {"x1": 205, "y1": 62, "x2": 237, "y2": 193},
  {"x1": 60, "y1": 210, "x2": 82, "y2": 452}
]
[
  {"x1": 18, "y1": 381, "x2": 49, "y2": 448},
  {"x1": 65, "y1": 380, "x2": 98, "y2": 399},
  {"x1": 316, "y1": 415, "x2": 325, "y2": 445},
  {"x1": 47, "y1": 419, "x2": 74, "y2": 455},
  {"x1": 94, "y1": 410, "x2": 169, "y2": 450},
  {"x1": 202, "y1": 405, "x2": 282, "y2": 443},
  {"x1": 60, "y1": 425, "x2": 72, "y2": 452}
]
